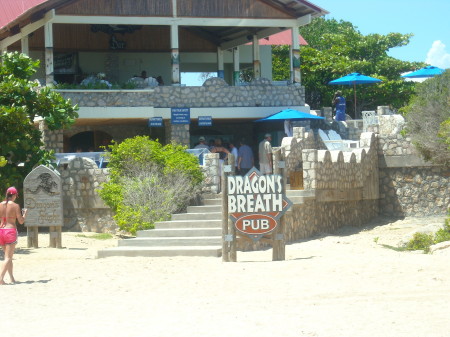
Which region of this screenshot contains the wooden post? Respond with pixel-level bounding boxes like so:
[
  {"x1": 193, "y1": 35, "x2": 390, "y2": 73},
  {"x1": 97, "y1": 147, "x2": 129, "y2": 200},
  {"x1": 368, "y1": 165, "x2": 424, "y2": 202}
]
[
  {"x1": 217, "y1": 47, "x2": 224, "y2": 79},
  {"x1": 291, "y1": 27, "x2": 301, "y2": 84},
  {"x1": 227, "y1": 154, "x2": 237, "y2": 262},
  {"x1": 170, "y1": 24, "x2": 180, "y2": 85},
  {"x1": 252, "y1": 35, "x2": 261, "y2": 79},
  {"x1": 44, "y1": 22, "x2": 54, "y2": 85},
  {"x1": 27, "y1": 227, "x2": 39, "y2": 248},
  {"x1": 272, "y1": 148, "x2": 286, "y2": 261},
  {"x1": 221, "y1": 154, "x2": 229, "y2": 262},
  {"x1": 49, "y1": 226, "x2": 56, "y2": 248},
  {"x1": 233, "y1": 47, "x2": 240, "y2": 86}
]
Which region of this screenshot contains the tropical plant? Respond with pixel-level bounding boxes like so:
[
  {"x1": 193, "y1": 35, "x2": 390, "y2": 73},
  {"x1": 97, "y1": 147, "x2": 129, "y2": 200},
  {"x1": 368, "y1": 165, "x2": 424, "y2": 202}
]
[
  {"x1": 0, "y1": 52, "x2": 78, "y2": 190},
  {"x1": 272, "y1": 18, "x2": 423, "y2": 116},
  {"x1": 98, "y1": 136, "x2": 203, "y2": 234},
  {"x1": 401, "y1": 70, "x2": 450, "y2": 166}
]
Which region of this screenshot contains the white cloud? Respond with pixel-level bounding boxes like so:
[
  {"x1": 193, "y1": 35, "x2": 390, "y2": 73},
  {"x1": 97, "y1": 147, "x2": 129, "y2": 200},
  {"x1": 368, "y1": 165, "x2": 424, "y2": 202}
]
[{"x1": 425, "y1": 40, "x2": 450, "y2": 69}]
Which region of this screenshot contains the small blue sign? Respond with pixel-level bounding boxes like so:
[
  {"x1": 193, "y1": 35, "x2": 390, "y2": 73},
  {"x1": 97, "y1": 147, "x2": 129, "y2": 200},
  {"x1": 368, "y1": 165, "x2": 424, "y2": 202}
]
[
  {"x1": 171, "y1": 108, "x2": 190, "y2": 124},
  {"x1": 149, "y1": 117, "x2": 163, "y2": 127},
  {"x1": 198, "y1": 116, "x2": 212, "y2": 127}
]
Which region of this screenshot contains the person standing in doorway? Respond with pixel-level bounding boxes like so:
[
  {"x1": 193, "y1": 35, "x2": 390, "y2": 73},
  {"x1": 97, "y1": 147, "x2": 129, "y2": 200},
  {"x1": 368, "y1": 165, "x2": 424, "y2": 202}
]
[
  {"x1": 237, "y1": 138, "x2": 254, "y2": 175},
  {"x1": 332, "y1": 91, "x2": 346, "y2": 121},
  {"x1": 258, "y1": 133, "x2": 273, "y2": 175},
  {"x1": 0, "y1": 187, "x2": 27, "y2": 285}
]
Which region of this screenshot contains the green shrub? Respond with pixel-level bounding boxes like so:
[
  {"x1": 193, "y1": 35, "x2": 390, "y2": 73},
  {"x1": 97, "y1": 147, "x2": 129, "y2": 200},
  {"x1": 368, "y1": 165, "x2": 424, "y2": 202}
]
[
  {"x1": 404, "y1": 232, "x2": 434, "y2": 253},
  {"x1": 404, "y1": 211, "x2": 450, "y2": 253},
  {"x1": 98, "y1": 136, "x2": 203, "y2": 235}
]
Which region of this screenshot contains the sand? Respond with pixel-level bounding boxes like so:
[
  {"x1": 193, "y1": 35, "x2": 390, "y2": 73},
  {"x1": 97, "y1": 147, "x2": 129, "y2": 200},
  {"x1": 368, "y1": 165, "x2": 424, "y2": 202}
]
[{"x1": 1, "y1": 215, "x2": 449, "y2": 337}]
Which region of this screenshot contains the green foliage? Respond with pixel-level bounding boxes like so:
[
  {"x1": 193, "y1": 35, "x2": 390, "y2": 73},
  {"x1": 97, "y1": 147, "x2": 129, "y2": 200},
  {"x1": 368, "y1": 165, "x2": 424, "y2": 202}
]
[
  {"x1": 98, "y1": 136, "x2": 203, "y2": 235},
  {"x1": 404, "y1": 232, "x2": 434, "y2": 253},
  {"x1": 0, "y1": 52, "x2": 78, "y2": 190},
  {"x1": 402, "y1": 70, "x2": 450, "y2": 166},
  {"x1": 403, "y1": 213, "x2": 450, "y2": 253},
  {"x1": 272, "y1": 18, "x2": 422, "y2": 116}
]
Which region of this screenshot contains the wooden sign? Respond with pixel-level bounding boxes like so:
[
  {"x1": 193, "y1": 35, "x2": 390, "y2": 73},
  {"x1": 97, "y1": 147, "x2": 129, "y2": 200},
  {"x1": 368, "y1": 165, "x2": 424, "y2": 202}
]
[{"x1": 227, "y1": 168, "x2": 292, "y2": 241}]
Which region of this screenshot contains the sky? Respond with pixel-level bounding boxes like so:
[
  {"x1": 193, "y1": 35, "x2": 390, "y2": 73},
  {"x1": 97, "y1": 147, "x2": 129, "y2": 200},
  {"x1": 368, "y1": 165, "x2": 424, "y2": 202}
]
[
  {"x1": 314, "y1": 0, "x2": 450, "y2": 68},
  {"x1": 183, "y1": 0, "x2": 450, "y2": 85}
]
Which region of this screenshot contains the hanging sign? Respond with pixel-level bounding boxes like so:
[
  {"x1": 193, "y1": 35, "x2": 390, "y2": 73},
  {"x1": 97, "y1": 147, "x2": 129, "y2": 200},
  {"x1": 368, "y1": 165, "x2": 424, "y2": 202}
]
[
  {"x1": 198, "y1": 116, "x2": 212, "y2": 127},
  {"x1": 171, "y1": 108, "x2": 190, "y2": 124},
  {"x1": 227, "y1": 168, "x2": 292, "y2": 242},
  {"x1": 149, "y1": 117, "x2": 163, "y2": 127}
]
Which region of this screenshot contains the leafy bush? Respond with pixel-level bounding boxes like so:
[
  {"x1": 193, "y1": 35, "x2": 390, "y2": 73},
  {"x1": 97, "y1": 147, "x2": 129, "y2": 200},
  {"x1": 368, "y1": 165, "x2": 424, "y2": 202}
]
[
  {"x1": 404, "y1": 212, "x2": 450, "y2": 253},
  {"x1": 404, "y1": 232, "x2": 434, "y2": 253},
  {"x1": 0, "y1": 52, "x2": 78, "y2": 189},
  {"x1": 402, "y1": 69, "x2": 450, "y2": 166},
  {"x1": 98, "y1": 136, "x2": 203, "y2": 235}
]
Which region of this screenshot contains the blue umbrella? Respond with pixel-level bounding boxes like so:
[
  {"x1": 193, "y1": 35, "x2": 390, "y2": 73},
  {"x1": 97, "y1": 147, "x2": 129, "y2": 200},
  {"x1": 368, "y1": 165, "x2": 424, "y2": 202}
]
[
  {"x1": 255, "y1": 109, "x2": 325, "y2": 122},
  {"x1": 401, "y1": 66, "x2": 444, "y2": 79},
  {"x1": 328, "y1": 72, "x2": 382, "y2": 116}
]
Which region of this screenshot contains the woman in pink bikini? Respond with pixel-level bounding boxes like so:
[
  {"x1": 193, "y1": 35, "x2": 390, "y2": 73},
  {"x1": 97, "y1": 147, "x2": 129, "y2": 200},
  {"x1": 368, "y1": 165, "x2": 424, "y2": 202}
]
[{"x1": 0, "y1": 187, "x2": 27, "y2": 285}]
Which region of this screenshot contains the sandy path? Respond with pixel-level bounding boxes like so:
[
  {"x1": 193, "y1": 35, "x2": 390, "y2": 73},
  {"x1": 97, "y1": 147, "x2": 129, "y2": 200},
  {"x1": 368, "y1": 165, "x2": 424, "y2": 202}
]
[{"x1": 1, "y1": 216, "x2": 449, "y2": 337}]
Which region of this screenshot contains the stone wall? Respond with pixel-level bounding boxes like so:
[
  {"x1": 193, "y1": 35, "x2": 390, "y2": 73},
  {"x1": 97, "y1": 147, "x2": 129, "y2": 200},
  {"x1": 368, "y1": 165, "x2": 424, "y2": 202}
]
[
  {"x1": 379, "y1": 166, "x2": 449, "y2": 216},
  {"x1": 57, "y1": 77, "x2": 305, "y2": 108},
  {"x1": 58, "y1": 157, "x2": 115, "y2": 232},
  {"x1": 377, "y1": 114, "x2": 449, "y2": 217}
]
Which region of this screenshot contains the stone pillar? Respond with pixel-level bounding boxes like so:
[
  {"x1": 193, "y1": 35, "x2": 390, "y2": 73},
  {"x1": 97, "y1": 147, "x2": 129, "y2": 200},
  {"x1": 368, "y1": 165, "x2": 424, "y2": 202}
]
[
  {"x1": 252, "y1": 35, "x2": 261, "y2": 79},
  {"x1": 105, "y1": 53, "x2": 120, "y2": 83},
  {"x1": 322, "y1": 107, "x2": 333, "y2": 123},
  {"x1": 21, "y1": 35, "x2": 29, "y2": 55},
  {"x1": 217, "y1": 47, "x2": 224, "y2": 79},
  {"x1": 39, "y1": 121, "x2": 64, "y2": 153},
  {"x1": 291, "y1": 27, "x2": 301, "y2": 83},
  {"x1": 302, "y1": 149, "x2": 318, "y2": 190},
  {"x1": 44, "y1": 22, "x2": 54, "y2": 85},
  {"x1": 170, "y1": 24, "x2": 180, "y2": 84},
  {"x1": 377, "y1": 106, "x2": 391, "y2": 116},
  {"x1": 233, "y1": 47, "x2": 240, "y2": 86},
  {"x1": 170, "y1": 124, "x2": 190, "y2": 146}
]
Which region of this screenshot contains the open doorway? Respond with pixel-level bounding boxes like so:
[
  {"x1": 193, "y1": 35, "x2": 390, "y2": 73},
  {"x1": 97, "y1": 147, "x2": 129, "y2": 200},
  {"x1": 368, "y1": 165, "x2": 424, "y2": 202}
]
[{"x1": 68, "y1": 130, "x2": 112, "y2": 152}]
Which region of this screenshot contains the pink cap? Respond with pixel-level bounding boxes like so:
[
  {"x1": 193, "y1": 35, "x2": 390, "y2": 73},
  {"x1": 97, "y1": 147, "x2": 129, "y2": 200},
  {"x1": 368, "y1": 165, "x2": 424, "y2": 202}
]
[{"x1": 6, "y1": 187, "x2": 18, "y2": 195}]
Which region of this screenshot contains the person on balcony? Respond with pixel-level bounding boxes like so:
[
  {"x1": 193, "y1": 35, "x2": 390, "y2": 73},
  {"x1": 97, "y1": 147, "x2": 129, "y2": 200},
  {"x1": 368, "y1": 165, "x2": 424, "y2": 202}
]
[{"x1": 332, "y1": 91, "x2": 346, "y2": 122}]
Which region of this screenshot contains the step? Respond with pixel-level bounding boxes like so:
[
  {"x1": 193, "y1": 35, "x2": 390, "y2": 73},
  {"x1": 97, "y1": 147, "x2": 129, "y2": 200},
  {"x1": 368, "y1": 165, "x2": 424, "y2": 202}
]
[
  {"x1": 97, "y1": 246, "x2": 222, "y2": 258},
  {"x1": 118, "y1": 236, "x2": 221, "y2": 247},
  {"x1": 137, "y1": 228, "x2": 222, "y2": 237},
  {"x1": 202, "y1": 198, "x2": 222, "y2": 206},
  {"x1": 155, "y1": 219, "x2": 222, "y2": 229},
  {"x1": 171, "y1": 212, "x2": 222, "y2": 221},
  {"x1": 187, "y1": 205, "x2": 222, "y2": 213}
]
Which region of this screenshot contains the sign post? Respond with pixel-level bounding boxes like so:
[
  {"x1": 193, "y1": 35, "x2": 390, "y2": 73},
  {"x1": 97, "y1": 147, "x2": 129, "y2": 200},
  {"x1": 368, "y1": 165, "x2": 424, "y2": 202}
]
[{"x1": 225, "y1": 162, "x2": 292, "y2": 262}]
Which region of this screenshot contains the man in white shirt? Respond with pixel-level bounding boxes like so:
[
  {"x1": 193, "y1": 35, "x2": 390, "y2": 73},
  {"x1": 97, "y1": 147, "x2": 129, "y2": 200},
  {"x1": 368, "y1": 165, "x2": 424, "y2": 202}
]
[{"x1": 258, "y1": 133, "x2": 273, "y2": 175}]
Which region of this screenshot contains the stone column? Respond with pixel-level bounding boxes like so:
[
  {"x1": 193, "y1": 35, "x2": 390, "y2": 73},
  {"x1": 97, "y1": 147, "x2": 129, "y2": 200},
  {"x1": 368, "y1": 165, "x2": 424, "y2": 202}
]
[
  {"x1": 291, "y1": 27, "x2": 301, "y2": 84},
  {"x1": 233, "y1": 47, "x2": 240, "y2": 86},
  {"x1": 170, "y1": 124, "x2": 190, "y2": 146},
  {"x1": 252, "y1": 35, "x2": 261, "y2": 79},
  {"x1": 302, "y1": 149, "x2": 318, "y2": 190},
  {"x1": 39, "y1": 121, "x2": 64, "y2": 153},
  {"x1": 44, "y1": 22, "x2": 54, "y2": 85},
  {"x1": 322, "y1": 107, "x2": 333, "y2": 123},
  {"x1": 171, "y1": 24, "x2": 180, "y2": 85}
]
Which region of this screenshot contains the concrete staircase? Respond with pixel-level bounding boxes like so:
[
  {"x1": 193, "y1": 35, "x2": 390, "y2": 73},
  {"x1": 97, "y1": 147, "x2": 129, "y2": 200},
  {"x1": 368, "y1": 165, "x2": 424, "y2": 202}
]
[
  {"x1": 97, "y1": 189, "x2": 314, "y2": 258},
  {"x1": 97, "y1": 194, "x2": 223, "y2": 258}
]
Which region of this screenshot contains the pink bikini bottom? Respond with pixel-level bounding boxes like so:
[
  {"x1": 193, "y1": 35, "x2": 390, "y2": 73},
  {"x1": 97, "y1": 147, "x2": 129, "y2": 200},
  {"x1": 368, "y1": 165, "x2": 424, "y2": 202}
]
[{"x1": 0, "y1": 228, "x2": 18, "y2": 246}]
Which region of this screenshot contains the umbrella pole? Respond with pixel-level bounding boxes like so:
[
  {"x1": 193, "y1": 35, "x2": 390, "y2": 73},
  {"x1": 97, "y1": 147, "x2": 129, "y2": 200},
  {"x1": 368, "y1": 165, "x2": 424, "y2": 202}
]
[{"x1": 353, "y1": 82, "x2": 357, "y2": 118}]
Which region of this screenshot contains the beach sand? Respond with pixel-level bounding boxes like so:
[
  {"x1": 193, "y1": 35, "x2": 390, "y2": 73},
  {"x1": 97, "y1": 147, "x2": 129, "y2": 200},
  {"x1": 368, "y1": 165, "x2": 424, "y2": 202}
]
[{"x1": 2, "y1": 215, "x2": 449, "y2": 337}]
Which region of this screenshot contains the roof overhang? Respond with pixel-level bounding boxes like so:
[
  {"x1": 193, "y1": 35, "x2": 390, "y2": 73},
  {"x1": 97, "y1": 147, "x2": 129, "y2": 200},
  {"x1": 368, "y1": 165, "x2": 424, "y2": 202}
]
[{"x1": 0, "y1": 0, "x2": 328, "y2": 50}]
